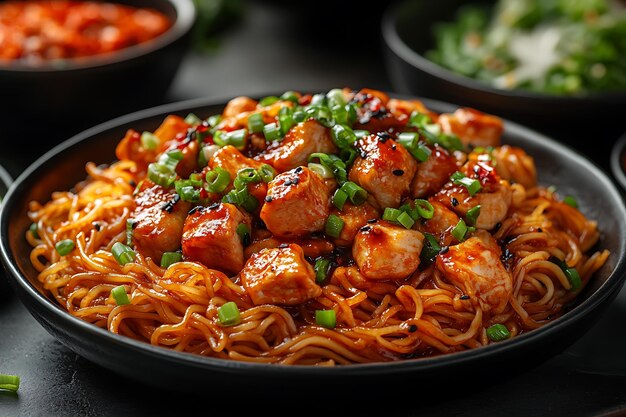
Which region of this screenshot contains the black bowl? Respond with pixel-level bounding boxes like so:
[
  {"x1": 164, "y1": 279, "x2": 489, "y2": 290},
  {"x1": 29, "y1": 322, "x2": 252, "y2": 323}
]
[
  {"x1": 611, "y1": 132, "x2": 626, "y2": 192},
  {"x1": 0, "y1": 163, "x2": 12, "y2": 295},
  {"x1": 381, "y1": 0, "x2": 626, "y2": 136},
  {"x1": 1, "y1": 94, "x2": 626, "y2": 394},
  {"x1": 0, "y1": 0, "x2": 196, "y2": 148}
]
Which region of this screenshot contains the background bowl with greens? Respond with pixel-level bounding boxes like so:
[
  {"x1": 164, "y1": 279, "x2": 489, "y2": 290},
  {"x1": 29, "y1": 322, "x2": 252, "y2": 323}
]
[{"x1": 382, "y1": 0, "x2": 626, "y2": 137}]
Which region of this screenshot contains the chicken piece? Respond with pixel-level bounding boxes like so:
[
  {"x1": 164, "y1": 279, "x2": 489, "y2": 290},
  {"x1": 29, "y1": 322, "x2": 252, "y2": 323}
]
[
  {"x1": 209, "y1": 145, "x2": 267, "y2": 179},
  {"x1": 420, "y1": 200, "x2": 460, "y2": 239},
  {"x1": 153, "y1": 115, "x2": 190, "y2": 143},
  {"x1": 492, "y1": 145, "x2": 537, "y2": 189},
  {"x1": 160, "y1": 139, "x2": 199, "y2": 179},
  {"x1": 223, "y1": 96, "x2": 258, "y2": 118},
  {"x1": 436, "y1": 231, "x2": 513, "y2": 314},
  {"x1": 131, "y1": 180, "x2": 191, "y2": 262},
  {"x1": 387, "y1": 98, "x2": 439, "y2": 123},
  {"x1": 348, "y1": 134, "x2": 417, "y2": 209},
  {"x1": 182, "y1": 203, "x2": 250, "y2": 275},
  {"x1": 115, "y1": 129, "x2": 156, "y2": 170},
  {"x1": 352, "y1": 220, "x2": 424, "y2": 280},
  {"x1": 244, "y1": 236, "x2": 334, "y2": 259},
  {"x1": 438, "y1": 108, "x2": 503, "y2": 148},
  {"x1": 260, "y1": 166, "x2": 333, "y2": 237},
  {"x1": 351, "y1": 89, "x2": 404, "y2": 132},
  {"x1": 256, "y1": 120, "x2": 337, "y2": 172},
  {"x1": 434, "y1": 161, "x2": 512, "y2": 230},
  {"x1": 411, "y1": 144, "x2": 459, "y2": 198},
  {"x1": 241, "y1": 243, "x2": 322, "y2": 305},
  {"x1": 330, "y1": 202, "x2": 379, "y2": 246}
]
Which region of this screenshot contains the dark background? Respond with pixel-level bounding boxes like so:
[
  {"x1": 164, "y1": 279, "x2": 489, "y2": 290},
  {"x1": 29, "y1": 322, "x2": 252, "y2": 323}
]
[{"x1": 2, "y1": 1, "x2": 626, "y2": 416}]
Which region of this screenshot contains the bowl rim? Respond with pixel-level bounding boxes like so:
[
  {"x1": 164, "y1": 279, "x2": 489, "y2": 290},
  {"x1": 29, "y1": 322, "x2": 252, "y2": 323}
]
[
  {"x1": 610, "y1": 132, "x2": 626, "y2": 192},
  {"x1": 381, "y1": 0, "x2": 626, "y2": 103},
  {"x1": 0, "y1": 0, "x2": 196, "y2": 73},
  {"x1": 0, "y1": 163, "x2": 12, "y2": 196},
  {"x1": 2, "y1": 93, "x2": 626, "y2": 377}
]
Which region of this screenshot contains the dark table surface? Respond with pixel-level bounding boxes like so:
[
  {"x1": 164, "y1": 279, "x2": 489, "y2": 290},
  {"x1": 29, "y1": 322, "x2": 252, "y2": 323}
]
[{"x1": 2, "y1": 1, "x2": 626, "y2": 416}]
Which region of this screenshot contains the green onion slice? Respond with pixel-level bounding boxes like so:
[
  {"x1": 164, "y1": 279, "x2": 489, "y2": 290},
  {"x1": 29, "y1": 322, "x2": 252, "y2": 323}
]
[
  {"x1": 563, "y1": 195, "x2": 578, "y2": 208},
  {"x1": 397, "y1": 211, "x2": 415, "y2": 229},
  {"x1": 421, "y1": 233, "x2": 441, "y2": 264},
  {"x1": 259, "y1": 95, "x2": 280, "y2": 107},
  {"x1": 205, "y1": 167, "x2": 231, "y2": 193},
  {"x1": 451, "y1": 219, "x2": 469, "y2": 241},
  {"x1": 315, "y1": 309, "x2": 337, "y2": 329},
  {"x1": 565, "y1": 267, "x2": 582, "y2": 291},
  {"x1": 451, "y1": 171, "x2": 481, "y2": 196},
  {"x1": 140, "y1": 131, "x2": 160, "y2": 151},
  {"x1": 147, "y1": 162, "x2": 177, "y2": 188},
  {"x1": 111, "y1": 242, "x2": 136, "y2": 266},
  {"x1": 236, "y1": 223, "x2": 251, "y2": 245},
  {"x1": 466, "y1": 205, "x2": 481, "y2": 226},
  {"x1": 339, "y1": 181, "x2": 367, "y2": 205},
  {"x1": 383, "y1": 207, "x2": 402, "y2": 222},
  {"x1": 486, "y1": 323, "x2": 511, "y2": 342},
  {"x1": 263, "y1": 122, "x2": 282, "y2": 141},
  {"x1": 325, "y1": 214, "x2": 345, "y2": 238},
  {"x1": 161, "y1": 252, "x2": 183, "y2": 268},
  {"x1": 314, "y1": 259, "x2": 332, "y2": 284},
  {"x1": 247, "y1": 113, "x2": 265, "y2": 134},
  {"x1": 414, "y1": 199, "x2": 434, "y2": 219},
  {"x1": 111, "y1": 285, "x2": 131, "y2": 306},
  {"x1": 218, "y1": 301, "x2": 241, "y2": 326},
  {"x1": 30, "y1": 222, "x2": 39, "y2": 239},
  {"x1": 259, "y1": 164, "x2": 276, "y2": 182},
  {"x1": 0, "y1": 374, "x2": 20, "y2": 392},
  {"x1": 308, "y1": 162, "x2": 334, "y2": 179},
  {"x1": 55, "y1": 239, "x2": 75, "y2": 256},
  {"x1": 184, "y1": 113, "x2": 202, "y2": 126}
]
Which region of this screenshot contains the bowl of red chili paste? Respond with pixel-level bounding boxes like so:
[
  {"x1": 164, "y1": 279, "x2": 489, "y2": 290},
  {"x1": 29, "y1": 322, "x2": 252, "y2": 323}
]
[{"x1": 0, "y1": 0, "x2": 196, "y2": 147}]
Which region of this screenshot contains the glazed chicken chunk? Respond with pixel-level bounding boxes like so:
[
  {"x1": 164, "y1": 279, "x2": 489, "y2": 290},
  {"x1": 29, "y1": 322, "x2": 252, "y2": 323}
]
[
  {"x1": 260, "y1": 166, "x2": 332, "y2": 237},
  {"x1": 438, "y1": 107, "x2": 503, "y2": 148},
  {"x1": 209, "y1": 145, "x2": 267, "y2": 179},
  {"x1": 182, "y1": 203, "x2": 250, "y2": 275},
  {"x1": 329, "y1": 202, "x2": 380, "y2": 247},
  {"x1": 349, "y1": 134, "x2": 418, "y2": 209},
  {"x1": 256, "y1": 119, "x2": 338, "y2": 172},
  {"x1": 410, "y1": 144, "x2": 459, "y2": 198},
  {"x1": 352, "y1": 220, "x2": 424, "y2": 280},
  {"x1": 436, "y1": 231, "x2": 513, "y2": 314},
  {"x1": 131, "y1": 180, "x2": 190, "y2": 263},
  {"x1": 241, "y1": 243, "x2": 322, "y2": 305}
]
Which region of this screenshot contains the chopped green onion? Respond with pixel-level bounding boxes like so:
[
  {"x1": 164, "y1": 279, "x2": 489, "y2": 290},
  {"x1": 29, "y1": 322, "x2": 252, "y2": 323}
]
[
  {"x1": 140, "y1": 131, "x2": 160, "y2": 151},
  {"x1": 175, "y1": 180, "x2": 202, "y2": 203},
  {"x1": 397, "y1": 132, "x2": 432, "y2": 162},
  {"x1": 466, "y1": 205, "x2": 481, "y2": 226},
  {"x1": 126, "y1": 219, "x2": 135, "y2": 246},
  {"x1": 147, "y1": 162, "x2": 177, "y2": 188},
  {"x1": 563, "y1": 195, "x2": 578, "y2": 208},
  {"x1": 218, "y1": 301, "x2": 241, "y2": 326},
  {"x1": 451, "y1": 171, "x2": 481, "y2": 196},
  {"x1": 305, "y1": 105, "x2": 335, "y2": 128},
  {"x1": 111, "y1": 242, "x2": 136, "y2": 266},
  {"x1": 414, "y1": 199, "x2": 434, "y2": 219},
  {"x1": 310, "y1": 93, "x2": 327, "y2": 106},
  {"x1": 222, "y1": 187, "x2": 259, "y2": 212},
  {"x1": 486, "y1": 324, "x2": 511, "y2": 342},
  {"x1": 111, "y1": 285, "x2": 131, "y2": 306},
  {"x1": 29, "y1": 222, "x2": 39, "y2": 239},
  {"x1": 205, "y1": 167, "x2": 231, "y2": 193},
  {"x1": 421, "y1": 233, "x2": 441, "y2": 263},
  {"x1": 206, "y1": 114, "x2": 222, "y2": 128},
  {"x1": 292, "y1": 108, "x2": 306, "y2": 123},
  {"x1": 325, "y1": 214, "x2": 344, "y2": 238},
  {"x1": 383, "y1": 207, "x2": 402, "y2": 222},
  {"x1": 259, "y1": 95, "x2": 280, "y2": 107},
  {"x1": 263, "y1": 122, "x2": 282, "y2": 141},
  {"x1": 565, "y1": 267, "x2": 582, "y2": 291},
  {"x1": 314, "y1": 259, "x2": 332, "y2": 284},
  {"x1": 339, "y1": 181, "x2": 367, "y2": 205},
  {"x1": 354, "y1": 129, "x2": 370, "y2": 138},
  {"x1": 339, "y1": 147, "x2": 357, "y2": 165},
  {"x1": 213, "y1": 129, "x2": 247, "y2": 150},
  {"x1": 315, "y1": 309, "x2": 336, "y2": 329},
  {"x1": 184, "y1": 113, "x2": 202, "y2": 126},
  {"x1": 0, "y1": 374, "x2": 20, "y2": 392},
  {"x1": 236, "y1": 223, "x2": 251, "y2": 246},
  {"x1": 55, "y1": 239, "x2": 75, "y2": 256},
  {"x1": 280, "y1": 91, "x2": 299, "y2": 103},
  {"x1": 326, "y1": 88, "x2": 346, "y2": 106},
  {"x1": 408, "y1": 111, "x2": 432, "y2": 128},
  {"x1": 331, "y1": 124, "x2": 357, "y2": 149},
  {"x1": 237, "y1": 168, "x2": 262, "y2": 184},
  {"x1": 259, "y1": 164, "x2": 276, "y2": 182},
  {"x1": 332, "y1": 188, "x2": 349, "y2": 210},
  {"x1": 451, "y1": 219, "x2": 469, "y2": 241},
  {"x1": 308, "y1": 162, "x2": 334, "y2": 179},
  {"x1": 397, "y1": 211, "x2": 415, "y2": 229},
  {"x1": 161, "y1": 252, "x2": 183, "y2": 268},
  {"x1": 279, "y1": 106, "x2": 295, "y2": 135},
  {"x1": 165, "y1": 149, "x2": 184, "y2": 161},
  {"x1": 247, "y1": 113, "x2": 265, "y2": 134}
]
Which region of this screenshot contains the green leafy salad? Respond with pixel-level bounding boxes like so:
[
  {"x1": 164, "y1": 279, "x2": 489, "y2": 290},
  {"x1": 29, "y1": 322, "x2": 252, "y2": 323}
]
[{"x1": 426, "y1": 0, "x2": 626, "y2": 95}]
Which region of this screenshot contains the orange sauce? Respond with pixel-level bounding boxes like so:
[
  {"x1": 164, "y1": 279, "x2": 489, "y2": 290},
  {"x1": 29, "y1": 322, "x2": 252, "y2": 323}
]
[{"x1": 0, "y1": 1, "x2": 171, "y2": 64}]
